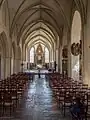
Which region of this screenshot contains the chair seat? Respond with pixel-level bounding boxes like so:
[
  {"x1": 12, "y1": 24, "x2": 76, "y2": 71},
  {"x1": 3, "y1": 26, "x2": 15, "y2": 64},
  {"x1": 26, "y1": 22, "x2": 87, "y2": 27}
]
[
  {"x1": 12, "y1": 96, "x2": 17, "y2": 99},
  {"x1": 61, "y1": 102, "x2": 71, "y2": 106},
  {"x1": 4, "y1": 102, "x2": 13, "y2": 106}
]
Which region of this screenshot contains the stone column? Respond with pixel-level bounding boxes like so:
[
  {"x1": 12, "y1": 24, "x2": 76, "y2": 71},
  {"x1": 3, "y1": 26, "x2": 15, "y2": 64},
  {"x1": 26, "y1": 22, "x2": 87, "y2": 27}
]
[
  {"x1": 83, "y1": 27, "x2": 89, "y2": 85},
  {"x1": 14, "y1": 58, "x2": 21, "y2": 73},
  {"x1": 13, "y1": 59, "x2": 17, "y2": 73},
  {"x1": 54, "y1": 49, "x2": 56, "y2": 61},
  {"x1": 52, "y1": 49, "x2": 54, "y2": 62},
  {"x1": 28, "y1": 48, "x2": 30, "y2": 62},
  {"x1": 49, "y1": 49, "x2": 52, "y2": 68},
  {"x1": 5, "y1": 57, "x2": 11, "y2": 78},
  {"x1": 43, "y1": 53, "x2": 45, "y2": 65},
  {"x1": 60, "y1": 47, "x2": 62, "y2": 74},
  {"x1": 11, "y1": 57, "x2": 14, "y2": 75},
  {"x1": 1, "y1": 57, "x2": 5, "y2": 79},
  {"x1": 17, "y1": 59, "x2": 21, "y2": 72},
  {"x1": 83, "y1": 1, "x2": 90, "y2": 86},
  {"x1": 58, "y1": 47, "x2": 60, "y2": 72},
  {"x1": 68, "y1": 42, "x2": 71, "y2": 77},
  {"x1": 56, "y1": 48, "x2": 58, "y2": 72}
]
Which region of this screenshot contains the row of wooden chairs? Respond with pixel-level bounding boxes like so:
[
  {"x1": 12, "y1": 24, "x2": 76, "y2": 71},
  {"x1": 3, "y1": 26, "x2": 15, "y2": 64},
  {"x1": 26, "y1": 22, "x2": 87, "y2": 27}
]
[
  {"x1": 48, "y1": 73, "x2": 89, "y2": 119},
  {"x1": 0, "y1": 72, "x2": 30, "y2": 115}
]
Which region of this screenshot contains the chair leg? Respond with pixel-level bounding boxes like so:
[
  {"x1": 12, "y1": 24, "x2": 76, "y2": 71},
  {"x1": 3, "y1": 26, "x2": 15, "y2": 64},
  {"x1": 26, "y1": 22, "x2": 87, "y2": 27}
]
[
  {"x1": 63, "y1": 103, "x2": 65, "y2": 116},
  {"x1": 10, "y1": 106, "x2": 12, "y2": 116}
]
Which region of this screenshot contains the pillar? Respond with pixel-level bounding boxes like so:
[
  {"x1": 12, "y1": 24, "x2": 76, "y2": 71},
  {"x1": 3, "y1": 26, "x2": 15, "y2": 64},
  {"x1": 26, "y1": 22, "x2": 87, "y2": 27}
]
[
  {"x1": 83, "y1": 1, "x2": 90, "y2": 86},
  {"x1": 59, "y1": 47, "x2": 62, "y2": 74},
  {"x1": 5, "y1": 57, "x2": 11, "y2": 78},
  {"x1": 28, "y1": 48, "x2": 30, "y2": 69},
  {"x1": 56, "y1": 48, "x2": 59, "y2": 72},
  {"x1": 68, "y1": 42, "x2": 71, "y2": 77},
  {"x1": 58, "y1": 47, "x2": 60, "y2": 72},
  {"x1": 14, "y1": 58, "x2": 21, "y2": 73},
  {"x1": 11, "y1": 57, "x2": 14, "y2": 74},
  {"x1": 1, "y1": 56, "x2": 5, "y2": 79}
]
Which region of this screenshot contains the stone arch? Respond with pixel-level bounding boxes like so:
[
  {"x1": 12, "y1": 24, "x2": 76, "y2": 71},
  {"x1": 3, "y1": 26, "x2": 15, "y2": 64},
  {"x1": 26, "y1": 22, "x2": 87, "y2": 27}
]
[
  {"x1": 73, "y1": 0, "x2": 86, "y2": 24},
  {"x1": 71, "y1": 10, "x2": 82, "y2": 81},
  {"x1": 1, "y1": 0, "x2": 10, "y2": 29}
]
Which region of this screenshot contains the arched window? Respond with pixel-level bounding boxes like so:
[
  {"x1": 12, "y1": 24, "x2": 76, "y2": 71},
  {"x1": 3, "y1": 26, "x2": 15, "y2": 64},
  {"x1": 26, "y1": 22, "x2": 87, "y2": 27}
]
[
  {"x1": 71, "y1": 11, "x2": 82, "y2": 81},
  {"x1": 30, "y1": 47, "x2": 34, "y2": 63},
  {"x1": 45, "y1": 47, "x2": 49, "y2": 63}
]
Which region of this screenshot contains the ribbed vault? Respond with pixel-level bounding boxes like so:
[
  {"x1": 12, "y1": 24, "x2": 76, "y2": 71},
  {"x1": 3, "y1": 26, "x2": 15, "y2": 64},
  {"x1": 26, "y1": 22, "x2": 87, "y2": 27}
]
[
  {"x1": 6, "y1": 0, "x2": 73, "y2": 52},
  {"x1": 0, "y1": 0, "x2": 85, "y2": 62},
  {"x1": 0, "y1": 0, "x2": 87, "y2": 82}
]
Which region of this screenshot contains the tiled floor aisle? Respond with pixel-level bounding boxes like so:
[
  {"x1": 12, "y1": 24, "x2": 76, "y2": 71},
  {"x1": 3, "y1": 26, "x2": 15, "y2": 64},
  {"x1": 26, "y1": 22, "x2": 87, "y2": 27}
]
[{"x1": 0, "y1": 74, "x2": 71, "y2": 120}]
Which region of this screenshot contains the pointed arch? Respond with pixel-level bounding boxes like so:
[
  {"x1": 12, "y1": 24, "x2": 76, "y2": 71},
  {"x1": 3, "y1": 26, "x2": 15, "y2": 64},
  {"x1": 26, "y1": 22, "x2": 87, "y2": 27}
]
[{"x1": 71, "y1": 10, "x2": 82, "y2": 81}]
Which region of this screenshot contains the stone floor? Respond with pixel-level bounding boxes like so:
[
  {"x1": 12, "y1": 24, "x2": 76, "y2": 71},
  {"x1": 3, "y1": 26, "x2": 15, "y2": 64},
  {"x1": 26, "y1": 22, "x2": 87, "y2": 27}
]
[{"x1": 0, "y1": 74, "x2": 82, "y2": 120}]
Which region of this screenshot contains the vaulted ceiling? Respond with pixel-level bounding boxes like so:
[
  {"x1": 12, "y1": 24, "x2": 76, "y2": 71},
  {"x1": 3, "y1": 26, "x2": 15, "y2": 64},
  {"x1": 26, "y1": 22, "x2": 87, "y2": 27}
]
[{"x1": 2, "y1": 0, "x2": 76, "y2": 49}]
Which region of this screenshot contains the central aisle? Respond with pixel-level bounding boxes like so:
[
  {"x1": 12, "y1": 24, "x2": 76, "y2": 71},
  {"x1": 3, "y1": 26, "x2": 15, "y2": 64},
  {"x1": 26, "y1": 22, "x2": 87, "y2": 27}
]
[
  {"x1": 2, "y1": 73, "x2": 71, "y2": 120},
  {"x1": 19, "y1": 75, "x2": 70, "y2": 120}
]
